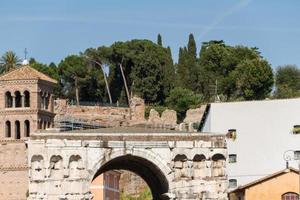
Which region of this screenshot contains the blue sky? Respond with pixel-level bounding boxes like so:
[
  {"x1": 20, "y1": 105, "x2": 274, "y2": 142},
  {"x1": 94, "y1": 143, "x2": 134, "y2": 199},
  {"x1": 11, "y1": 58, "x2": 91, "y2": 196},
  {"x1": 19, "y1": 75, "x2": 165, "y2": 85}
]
[{"x1": 0, "y1": 0, "x2": 299, "y2": 68}]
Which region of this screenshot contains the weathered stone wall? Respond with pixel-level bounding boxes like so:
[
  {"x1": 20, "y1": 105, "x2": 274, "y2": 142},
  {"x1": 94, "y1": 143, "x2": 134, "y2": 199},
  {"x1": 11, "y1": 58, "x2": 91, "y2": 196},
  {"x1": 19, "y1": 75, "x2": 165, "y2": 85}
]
[
  {"x1": 28, "y1": 131, "x2": 228, "y2": 200},
  {"x1": 0, "y1": 140, "x2": 28, "y2": 200},
  {"x1": 54, "y1": 96, "x2": 145, "y2": 127},
  {"x1": 183, "y1": 105, "x2": 207, "y2": 124},
  {"x1": 119, "y1": 171, "x2": 148, "y2": 196}
]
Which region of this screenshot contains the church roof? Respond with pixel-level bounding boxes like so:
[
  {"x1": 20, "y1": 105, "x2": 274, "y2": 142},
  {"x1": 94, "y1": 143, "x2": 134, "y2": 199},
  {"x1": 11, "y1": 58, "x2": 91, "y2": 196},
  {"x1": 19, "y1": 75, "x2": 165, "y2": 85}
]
[{"x1": 0, "y1": 65, "x2": 57, "y2": 84}]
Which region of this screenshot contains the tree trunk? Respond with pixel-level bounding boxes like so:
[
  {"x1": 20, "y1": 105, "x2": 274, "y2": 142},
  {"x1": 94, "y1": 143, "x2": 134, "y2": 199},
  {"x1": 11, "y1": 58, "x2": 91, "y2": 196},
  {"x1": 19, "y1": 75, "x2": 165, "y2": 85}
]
[
  {"x1": 75, "y1": 77, "x2": 80, "y2": 106},
  {"x1": 119, "y1": 63, "x2": 131, "y2": 119}
]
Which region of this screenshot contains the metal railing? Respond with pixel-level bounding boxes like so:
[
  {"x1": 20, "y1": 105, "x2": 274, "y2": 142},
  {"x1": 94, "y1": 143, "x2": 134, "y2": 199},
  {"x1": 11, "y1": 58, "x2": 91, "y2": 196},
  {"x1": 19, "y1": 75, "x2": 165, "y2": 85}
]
[{"x1": 68, "y1": 100, "x2": 128, "y2": 108}]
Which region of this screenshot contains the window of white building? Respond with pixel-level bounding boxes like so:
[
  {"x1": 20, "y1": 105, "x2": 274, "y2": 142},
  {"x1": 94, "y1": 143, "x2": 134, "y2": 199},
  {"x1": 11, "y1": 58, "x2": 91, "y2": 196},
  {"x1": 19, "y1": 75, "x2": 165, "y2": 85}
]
[
  {"x1": 229, "y1": 179, "x2": 237, "y2": 188},
  {"x1": 229, "y1": 154, "x2": 237, "y2": 163}
]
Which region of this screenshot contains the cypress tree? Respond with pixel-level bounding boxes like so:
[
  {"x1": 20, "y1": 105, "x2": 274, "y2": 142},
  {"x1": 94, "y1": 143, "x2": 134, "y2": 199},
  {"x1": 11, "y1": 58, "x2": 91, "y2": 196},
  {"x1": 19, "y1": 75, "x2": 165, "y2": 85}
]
[
  {"x1": 186, "y1": 33, "x2": 199, "y2": 90},
  {"x1": 157, "y1": 34, "x2": 162, "y2": 46},
  {"x1": 187, "y1": 33, "x2": 197, "y2": 60},
  {"x1": 176, "y1": 47, "x2": 189, "y2": 88},
  {"x1": 162, "y1": 46, "x2": 175, "y2": 99}
]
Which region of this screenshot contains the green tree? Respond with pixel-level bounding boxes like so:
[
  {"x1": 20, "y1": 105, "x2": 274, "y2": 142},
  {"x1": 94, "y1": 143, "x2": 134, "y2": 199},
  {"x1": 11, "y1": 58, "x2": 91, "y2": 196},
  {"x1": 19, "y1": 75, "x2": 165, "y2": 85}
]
[
  {"x1": 197, "y1": 40, "x2": 267, "y2": 101},
  {"x1": 166, "y1": 87, "x2": 202, "y2": 121},
  {"x1": 187, "y1": 33, "x2": 197, "y2": 60},
  {"x1": 234, "y1": 59, "x2": 274, "y2": 100},
  {"x1": 120, "y1": 188, "x2": 152, "y2": 200},
  {"x1": 58, "y1": 55, "x2": 89, "y2": 105},
  {"x1": 29, "y1": 58, "x2": 59, "y2": 80},
  {"x1": 274, "y1": 65, "x2": 300, "y2": 98},
  {"x1": 157, "y1": 34, "x2": 162, "y2": 46},
  {"x1": 176, "y1": 47, "x2": 189, "y2": 88},
  {"x1": 90, "y1": 40, "x2": 175, "y2": 104},
  {"x1": 0, "y1": 51, "x2": 21, "y2": 73},
  {"x1": 186, "y1": 33, "x2": 199, "y2": 90}
]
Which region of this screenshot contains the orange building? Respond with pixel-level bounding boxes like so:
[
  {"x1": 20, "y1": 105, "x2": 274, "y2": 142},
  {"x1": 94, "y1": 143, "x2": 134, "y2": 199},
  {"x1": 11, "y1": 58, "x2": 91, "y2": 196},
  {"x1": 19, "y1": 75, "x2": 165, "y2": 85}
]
[
  {"x1": 91, "y1": 171, "x2": 121, "y2": 200},
  {"x1": 229, "y1": 167, "x2": 300, "y2": 200}
]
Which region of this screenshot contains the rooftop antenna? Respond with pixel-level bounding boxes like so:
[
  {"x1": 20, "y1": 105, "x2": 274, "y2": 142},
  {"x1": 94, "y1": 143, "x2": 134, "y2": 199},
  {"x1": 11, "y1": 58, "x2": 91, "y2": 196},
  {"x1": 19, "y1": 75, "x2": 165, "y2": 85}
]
[
  {"x1": 22, "y1": 48, "x2": 29, "y2": 66},
  {"x1": 24, "y1": 48, "x2": 28, "y2": 60}
]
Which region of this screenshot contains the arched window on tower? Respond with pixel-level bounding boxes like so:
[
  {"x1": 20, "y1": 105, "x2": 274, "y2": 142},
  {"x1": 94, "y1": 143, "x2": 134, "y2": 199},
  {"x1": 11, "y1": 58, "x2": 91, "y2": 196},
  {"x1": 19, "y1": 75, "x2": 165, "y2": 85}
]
[
  {"x1": 15, "y1": 120, "x2": 20, "y2": 139},
  {"x1": 24, "y1": 90, "x2": 30, "y2": 107},
  {"x1": 5, "y1": 92, "x2": 12, "y2": 108},
  {"x1": 24, "y1": 120, "x2": 30, "y2": 137},
  {"x1": 5, "y1": 121, "x2": 11, "y2": 137},
  {"x1": 15, "y1": 91, "x2": 21, "y2": 107}
]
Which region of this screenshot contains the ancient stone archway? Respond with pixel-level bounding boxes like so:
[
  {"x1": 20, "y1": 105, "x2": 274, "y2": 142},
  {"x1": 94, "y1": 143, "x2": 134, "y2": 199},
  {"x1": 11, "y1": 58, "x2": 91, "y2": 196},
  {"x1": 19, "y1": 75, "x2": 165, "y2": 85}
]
[
  {"x1": 93, "y1": 154, "x2": 169, "y2": 200},
  {"x1": 28, "y1": 130, "x2": 228, "y2": 200}
]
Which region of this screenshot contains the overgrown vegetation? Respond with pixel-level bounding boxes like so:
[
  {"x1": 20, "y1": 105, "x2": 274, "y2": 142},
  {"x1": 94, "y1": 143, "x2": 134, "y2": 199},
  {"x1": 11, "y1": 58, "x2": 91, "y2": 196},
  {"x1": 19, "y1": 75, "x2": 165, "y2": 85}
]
[
  {"x1": 0, "y1": 33, "x2": 298, "y2": 120},
  {"x1": 120, "y1": 188, "x2": 152, "y2": 200}
]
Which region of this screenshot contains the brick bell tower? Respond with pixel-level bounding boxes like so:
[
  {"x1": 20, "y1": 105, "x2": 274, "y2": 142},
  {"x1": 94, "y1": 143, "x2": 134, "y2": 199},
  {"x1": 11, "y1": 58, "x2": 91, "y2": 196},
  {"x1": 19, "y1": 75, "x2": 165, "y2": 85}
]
[
  {"x1": 0, "y1": 64, "x2": 57, "y2": 200},
  {"x1": 0, "y1": 64, "x2": 57, "y2": 139}
]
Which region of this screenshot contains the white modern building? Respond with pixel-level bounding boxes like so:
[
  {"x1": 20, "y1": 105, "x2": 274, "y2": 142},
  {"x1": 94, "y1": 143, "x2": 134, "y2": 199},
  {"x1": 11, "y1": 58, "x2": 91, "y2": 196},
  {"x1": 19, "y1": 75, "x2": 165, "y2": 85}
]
[{"x1": 200, "y1": 98, "x2": 300, "y2": 189}]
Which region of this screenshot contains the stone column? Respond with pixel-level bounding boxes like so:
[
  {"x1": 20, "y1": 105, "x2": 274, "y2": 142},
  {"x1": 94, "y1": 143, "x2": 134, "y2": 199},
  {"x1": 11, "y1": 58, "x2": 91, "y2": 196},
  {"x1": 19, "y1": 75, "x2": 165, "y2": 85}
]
[
  {"x1": 43, "y1": 95, "x2": 47, "y2": 110},
  {"x1": 12, "y1": 95, "x2": 16, "y2": 108},
  {"x1": 49, "y1": 93, "x2": 53, "y2": 112},
  {"x1": 20, "y1": 120, "x2": 25, "y2": 139},
  {"x1": 21, "y1": 95, "x2": 25, "y2": 107}
]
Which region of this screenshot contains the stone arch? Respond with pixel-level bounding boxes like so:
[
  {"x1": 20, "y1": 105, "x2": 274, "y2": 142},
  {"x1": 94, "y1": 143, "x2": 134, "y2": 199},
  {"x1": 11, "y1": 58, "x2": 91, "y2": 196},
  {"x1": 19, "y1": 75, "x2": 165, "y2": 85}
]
[
  {"x1": 211, "y1": 153, "x2": 226, "y2": 177},
  {"x1": 49, "y1": 155, "x2": 63, "y2": 179},
  {"x1": 15, "y1": 120, "x2": 20, "y2": 139},
  {"x1": 14, "y1": 91, "x2": 22, "y2": 107},
  {"x1": 5, "y1": 91, "x2": 12, "y2": 108},
  {"x1": 68, "y1": 155, "x2": 83, "y2": 179},
  {"x1": 24, "y1": 120, "x2": 30, "y2": 137},
  {"x1": 91, "y1": 149, "x2": 172, "y2": 200},
  {"x1": 31, "y1": 155, "x2": 44, "y2": 180},
  {"x1": 192, "y1": 154, "x2": 207, "y2": 179},
  {"x1": 5, "y1": 120, "x2": 11, "y2": 137},
  {"x1": 24, "y1": 90, "x2": 30, "y2": 107},
  {"x1": 173, "y1": 154, "x2": 189, "y2": 180}
]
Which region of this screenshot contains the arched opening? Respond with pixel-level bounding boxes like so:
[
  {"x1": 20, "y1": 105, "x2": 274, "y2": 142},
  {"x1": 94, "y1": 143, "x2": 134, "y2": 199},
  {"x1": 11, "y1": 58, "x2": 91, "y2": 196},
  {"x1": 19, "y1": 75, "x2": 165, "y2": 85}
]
[
  {"x1": 43, "y1": 121, "x2": 47, "y2": 130},
  {"x1": 15, "y1": 120, "x2": 20, "y2": 139},
  {"x1": 69, "y1": 155, "x2": 83, "y2": 179},
  {"x1": 14, "y1": 91, "x2": 21, "y2": 107},
  {"x1": 5, "y1": 121, "x2": 11, "y2": 137},
  {"x1": 31, "y1": 155, "x2": 44, "y2": 180},
  {"x1": 24, "y1": 120, "x2": 30, "y2": 137},
  {"x1": 211, "y1": 153, "x2": 226, "y2": 177},
  {"x1": 5, "y1": 91, "x2": 12, "y2": 108},
  {"x1": 38, "y1": 120, "x2": 43, "y2": 130},
  {"x1": 49, "y1": 155, "x2": 63, "y2": 179},
  {"x1": 45, "y1": 95, "x2": 49, "y2": 110},
  {"x1": 282, "y1": 192, "x2": 299, "y2": 200},
  {"x1": 24, "y1": 90, "x2": 30, "y2": 107},
  {"x1": 47, "y1": 121, "x2": 51, "y2": 128},
  {"x1": 193, "y1": 154, "x2": 206, "y2": 179},
  {"x1": 173, "y1": 154, "x2": 189, "y2": 180},
  {"x1": 92, "y1": 155, "x2": 169, "y2": 200}
]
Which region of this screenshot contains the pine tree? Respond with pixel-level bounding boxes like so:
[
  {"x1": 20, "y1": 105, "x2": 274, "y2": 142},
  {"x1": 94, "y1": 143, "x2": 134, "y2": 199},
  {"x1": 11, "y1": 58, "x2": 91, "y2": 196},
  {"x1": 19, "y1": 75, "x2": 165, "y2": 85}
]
[{"x1": 157, "y1": 34, "x2": 162, "y2": 46}]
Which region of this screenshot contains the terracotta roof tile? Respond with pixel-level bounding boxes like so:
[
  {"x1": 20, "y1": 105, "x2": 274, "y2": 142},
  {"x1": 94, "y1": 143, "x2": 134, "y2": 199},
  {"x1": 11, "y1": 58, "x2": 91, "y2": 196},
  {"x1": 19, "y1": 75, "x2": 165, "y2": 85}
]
[{"x1": 0, "y1": 65, "x2": 57, "y2": 84}]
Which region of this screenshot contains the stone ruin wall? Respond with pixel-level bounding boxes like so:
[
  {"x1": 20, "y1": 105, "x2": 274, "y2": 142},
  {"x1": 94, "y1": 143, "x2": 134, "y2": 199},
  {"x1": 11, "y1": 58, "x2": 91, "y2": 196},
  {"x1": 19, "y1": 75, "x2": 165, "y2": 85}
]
[{"x1": 54, "y1": 96, "x2": 145, "y2": 127}]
